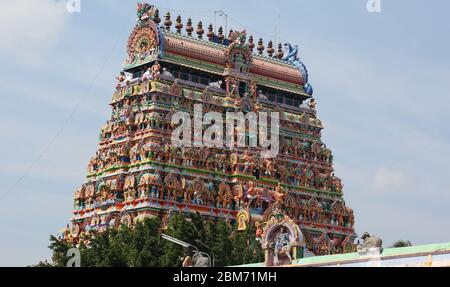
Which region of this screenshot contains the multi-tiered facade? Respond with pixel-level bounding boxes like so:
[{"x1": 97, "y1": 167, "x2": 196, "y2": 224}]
[{"x1": 65, "y1": 3, "x2": 356, "y2": 256}]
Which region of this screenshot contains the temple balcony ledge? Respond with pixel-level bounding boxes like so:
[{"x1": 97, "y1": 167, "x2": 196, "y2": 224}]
[
  {"x1": 112, "y1": 75, "x2": 309, "y2": 111},
  {"x1": 72, "y1": 198, "x2": 239, "y2": 217},
  {"x1": 112, "y1": 74, "x2": 227, "y2": 102},
  {"x1": 86, "y1": 163, "x2": 343, "y2": 200}
]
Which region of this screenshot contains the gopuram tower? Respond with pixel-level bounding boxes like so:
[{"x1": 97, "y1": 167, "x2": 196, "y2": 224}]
[{"x1": 64, "y1": 2, "x2": 356, "y2": 257}]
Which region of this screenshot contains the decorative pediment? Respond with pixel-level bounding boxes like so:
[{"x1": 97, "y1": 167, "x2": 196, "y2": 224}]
[
  {"x1": 165, "y1": 174, "x2": 181, "y2": 190},
  {"x1": 170, "y1": 81, "x2": 183, "y2": 97},
  {"x1": 125, "y1": 5, "x2": 163, "y2": 68},
  {"x1": 127, "y1": 26, "x2": 159, "y2": 60}
]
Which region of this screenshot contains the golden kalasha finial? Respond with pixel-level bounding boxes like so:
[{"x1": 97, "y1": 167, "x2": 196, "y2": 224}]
[
  {"x1": 164, "y1": 12, "x2": 172, "y2": 30},
  {"x1": 186, "y1": 17, "x2": 193, "y2": 36},
  {"x1": 228, "y1": 29, "x2": 234, "y2": 42},
  {"x1": 175, "y1": 15, "x2": 183, "y2": 33},
  {"x1": 248, "y1": 35, "x2": 255, "y2": 51},
  {"x1": 207, "y1": 24, "x2": 214, "y2": 41},
  {"x1": 197, "y1": 21, "x2": 204, "y2": 39},
  {"x1": 257, "y1": 38, "x2": 264, "y2": 55},
  {"x1": 267, "y1": 41, "x2": 274, "y2": 57},
  {"x1": 277, "y1": 42, "x2": 284, "y2": 59},
  {"x1": 218, "y1": 26, "x2": 225, "y2": 44},
  {"x1": 153, "y1": 9, "x2": 161, "y2": 24}
]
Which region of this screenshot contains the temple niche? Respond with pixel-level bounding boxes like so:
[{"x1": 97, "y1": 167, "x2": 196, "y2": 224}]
[
  {"x1": 63, "y1": 2, "x2": 356, "y2": 258},
  {"x1": 259, "y1": 210, "x2": 305, "y2": 266}
]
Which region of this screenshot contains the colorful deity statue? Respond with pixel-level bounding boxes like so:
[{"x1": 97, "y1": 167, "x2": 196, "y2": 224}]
[
  {"x1": 142, "y1": 67, "x2": 152, "y2": 80},
  {"x1": 151, "y1": 61, "x2": 161, "y2": 79},
  {"x1": 242, "y1": 150, "x2": 255, "y2": 175},
  {"x1": 273, "y1": 227, "x2": 293, "y2": 266},
  {"x1": 273, "y1": 183, "x2": 286, "y2": 208},
  {"x1": 263, "y1": 158, "x2": 275, "y2": 177},
  {"x1": 246, "y1": 181, "x2": 258, "y2": 204},
  {"x1": 116, "y1": 72, "x2": 126, "y2": 88}
]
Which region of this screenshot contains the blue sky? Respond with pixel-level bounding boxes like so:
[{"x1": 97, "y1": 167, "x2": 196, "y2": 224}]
[{"x1": 0, "y1": 0, "x2": 449, "y2": 266}]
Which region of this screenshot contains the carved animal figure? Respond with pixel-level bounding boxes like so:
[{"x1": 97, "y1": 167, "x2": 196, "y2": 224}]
[
  {"x1": 358, "y1": 232, "x2": 383, "y2": 250},
  {"x1": 161, "y1": 68, "x2": 174, "y2": 78},
  {"x1": 208, "y1": 80, "x2": 223, "y2": 89},
  {"x1": 283, "y1": 43, "x2": 309, "y2": 84},
  {"x1": 282, "y1": 43, "x2": 298, "y2": 63}
]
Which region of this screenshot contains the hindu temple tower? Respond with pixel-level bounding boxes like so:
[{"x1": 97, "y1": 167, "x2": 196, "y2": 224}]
[{"x1": 64, "y1": 2, "x2": 356, "y2": 257}]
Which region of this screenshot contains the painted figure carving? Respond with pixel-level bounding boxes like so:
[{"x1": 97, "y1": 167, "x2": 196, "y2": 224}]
[
  {"x1": 309, "y1": 98, "x2": 317, "y2": 111},
  {"x1": 116, "y1": 72, "x2": 126, "y2": 87},
  {"x1": 151, "y1": 61, "x2": 161, "y2": 79},
  {"x1": 273, "y1": 183, "x2": 286, "y2": 208},
  {"x1": 273, "y1": 227, "x2": 293, "y2": 266}
]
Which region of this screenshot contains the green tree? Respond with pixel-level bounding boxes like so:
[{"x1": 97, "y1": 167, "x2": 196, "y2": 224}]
[
  {"x1": 131, "y1": 218, "x2": 163, "y2": 266},
  {"x1": 48, "y1": 235, "x2": 72, "y2": 267},
  {"x1": 391, "y1": 240, "x2": 413, "y2": 248},
  {"x1": 46, "y1": 216, "x2": 265, "y2": 267},
  {"x1": 230, "y1": 224, "x2": 263, "y2": 265},
  {"x1": 160, "y1": 213, "x2": 201, "y2": 267},
  {"x1": 210, "y1": 220, "x2": 233, "y2": 267}
]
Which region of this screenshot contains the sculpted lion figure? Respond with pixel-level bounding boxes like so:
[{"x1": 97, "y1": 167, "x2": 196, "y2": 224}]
[{"x1": 357, "y1": 232, "x2": 383, "y2": 252}]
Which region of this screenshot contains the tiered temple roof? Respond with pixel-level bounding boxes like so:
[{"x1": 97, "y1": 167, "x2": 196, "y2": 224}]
[{"x1": 64, "y1": 2, "x2": 356, "y2": 258}]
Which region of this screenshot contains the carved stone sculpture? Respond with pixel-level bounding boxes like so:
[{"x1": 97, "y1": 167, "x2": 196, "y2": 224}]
[{"x1": 357, "y1": 232, "x2": 383, "y2": 255}]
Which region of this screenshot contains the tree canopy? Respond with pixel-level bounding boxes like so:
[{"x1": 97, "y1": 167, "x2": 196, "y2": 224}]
[
  {"x1": 391, "y1": 240, "x2": 413, "y2": 248},
  {"x1": 47, "y1": 213, "x2": 263, "y2": 267}
]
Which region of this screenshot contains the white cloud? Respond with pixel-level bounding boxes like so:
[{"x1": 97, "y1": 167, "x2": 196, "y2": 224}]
[{"x1": 0, "y1": 0, "x2": 68, "y2": 65}]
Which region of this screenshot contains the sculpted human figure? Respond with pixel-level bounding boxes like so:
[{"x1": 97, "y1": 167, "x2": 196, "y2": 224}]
[
  {"x1": 142, "y1": 67, "x2": 152, "y2": 80},
  {"x1": 124, "y1": 175, "x2": 135, "y2": 196},
  {"x1": 116, "y1": 72, "x2": 126, "y2": 88},
  {"x1": 224, "y1": 190, "x2": 232, "y2": 210},
  {"x1": 87, "y1": 157, "x2": 96, "y2": 173},
  {"x1": 139, "y1": 184, "x2": 148, "y2": 199},
  {"x1": 276, "y1": 163, "x2": 288, "y2": 183},
  {"x1": 135, "y1": 111, "x2": 145, "y2": 129},
  {"x1": 119, "y1": 144, "x2": 130, "y2": 163},
  {"x1": 308, "y1": 98, "x2": 317, "y2": 111},
  {"x1": 230, "y1": 81, "x2": 239, "y2": 97},
  {"x1": 151, "y1": 61, "x2": 161, "y2": 79},
  {"x1": 216, "y1": 190, "x2": 224, "y2": 209},
  {"x1": 250, "y1": 83, "x2": 257, "y2": 99},
  {"x1": 263, "y1": 158, "x2": 275, "y2": 177},
  {"x1": 130, "y1": 141, "x2": 142, "y2": 162},
  {"x1": 234, "y1": 184, "x2": 244, "y2": 208},
  {"x1": 273, "y1": 183, "x2": 286, "y2": 208},
  {"x1": 246, "y1": 181, "x2": 259, "y2": 206},
  {"x1": 242, "y1": 150, "x2": 254, "y2": 175},
  {"x1": 74, "y1": 188, "x2": 83, "y2": 209}
]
